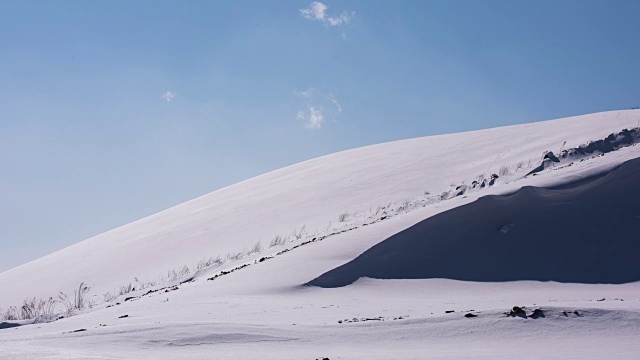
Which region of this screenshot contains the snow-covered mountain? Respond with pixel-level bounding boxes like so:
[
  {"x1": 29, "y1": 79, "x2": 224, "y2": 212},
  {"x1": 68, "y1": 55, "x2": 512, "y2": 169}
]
[{"x1": 1, "y1": 110, "x2": 640, "y2": 359}]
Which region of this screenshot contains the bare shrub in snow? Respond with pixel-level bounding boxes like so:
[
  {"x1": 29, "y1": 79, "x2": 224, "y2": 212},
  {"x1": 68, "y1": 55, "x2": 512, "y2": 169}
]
[
  {"x1": 212, "y1": 256, "x2": 223, "y2": 267},
  {"x1": 338, "y1": 212, "x2": 350, "y2": 222},
  {"x1": 58, "y1": 293, "x2": 74, "y2": 316},
  {"x1": 118, "y1": 283, "x2": 133, "y2": 296},
  {"x1": 229, "y1": 251, "x2": 245, "y2": 260},
  {"x1": 499, "y1": 165, "x2": 511, "y2": 176},
  {"x1": 74, "y1": 282, "x2": 90, "y2": 310},
  {"x1": 515, "y1": 161, "x2": 525, "y2": 172},
  {"x1": 373, "y1": 206, "x2": 383, "y2": 216},
  {"x1": 167, "y1": 265, "x2": 191, "y2": 280},
  {"x1": 292, "y1": 225, "x2": 307, "y2": 240},
  {"x1": 398, "y1": 200, "x2": 411, "y2": 212},
  {"x1": 134, "y1": 277, "x2": 158, "y2": 290},
  {"x1": 58, "y1": 282, "x2": 91, "y2": 316},
  {"x1": 196, "y1": 256, "x2": 223, "y2": 270},
  {"x1": 269, "y1": 234, "x2": 287, "y2": 248},
  {"x1": 1, "y1": 306, "x2": 19, "y2": 321},
  {"x1": 178, "y1": 265, "x2": 190, "y2": 277},
  {"x1": 197, "y1": 257, "x2": 213, "y2": 270},
  {"x1": 247, "y1": 241, "x2": 263, "y2": 255},
  {"x1": 103, "y1": 291, "x2": 117, "y2": 303},
  {"x1": 2, "y1": 297, "x2": 58, "y2": 322},
  {"x1": 20, "y1": 297, "x2": 54, "y2": 320}
]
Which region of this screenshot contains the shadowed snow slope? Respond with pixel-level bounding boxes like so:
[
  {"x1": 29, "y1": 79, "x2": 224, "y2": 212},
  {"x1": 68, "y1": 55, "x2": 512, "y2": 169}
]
[
  {"x1": 309, "y1": 156, "x2": 640, "y2": 287},
  {"x1": 1, "y1": 110, "x2": 640, "y2": 306}
]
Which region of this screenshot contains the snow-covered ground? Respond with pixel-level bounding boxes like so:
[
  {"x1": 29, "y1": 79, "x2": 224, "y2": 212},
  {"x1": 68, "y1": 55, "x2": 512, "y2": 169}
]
[{"x1": 1, "y1": 110, "x2": 640, "y2": 359}]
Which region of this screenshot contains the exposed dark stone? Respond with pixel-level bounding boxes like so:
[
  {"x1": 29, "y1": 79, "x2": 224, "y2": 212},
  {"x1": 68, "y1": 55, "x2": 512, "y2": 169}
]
[
  {"x1": 509, "y1": 306, "x2": 527, "y2": 318},
  {"x1": 544, "y1": 151, "x2": 560, "y2": 162},
  {"x1": 529, "y1": 309, "x2": 544, "y2": 319},
  {"x1": 0, "y1": 322, "x2": 21, "y2": 330},
  {"x1": 464, "y1": 313, "x2": 477, "y2": 318}
]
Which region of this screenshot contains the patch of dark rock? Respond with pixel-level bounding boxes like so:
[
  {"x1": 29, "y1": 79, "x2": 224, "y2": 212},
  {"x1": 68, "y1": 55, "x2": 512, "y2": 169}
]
[
  {"x1": 445, "y1": 310, "x2": 455, "y2": 314},
  {"x1": 488, "y1": 174, "x2": 499, "y2": 186},
  {"x1": 507, "y1": 306, "x2": 527, "y2": 318},
  {"x1": 574, "y1": 311, "x2": 581, "y2": 317},
  {"x1": 124, "y1": 297, "x2": 136, "y2": 302},
  {"x1": 529, "y1": 309, "x2": 545, "y2": 319},
  {"x1": 118, "y1": 315, "x2": 129, "y2": 319},
  {"x1": 0, "y1": 322, "x2": 21, "y2": 330},
  {"x1": 597, "y1": 298, "x2": 605, "y2": 301},
  {"x1": 464, "y1": 313, "x2": 477, "y2": 318},
  {"x1": 544, "y1": 151, "x2": 560, "y2": 162},
  {"x1": 340, "y1": 316, "x2": 385, "y2": 323}
]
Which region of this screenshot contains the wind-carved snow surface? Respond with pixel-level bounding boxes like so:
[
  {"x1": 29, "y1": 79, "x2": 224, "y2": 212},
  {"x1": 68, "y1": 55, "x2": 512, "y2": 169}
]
[
  {"x1": 308, "y1": 156, "x2": 640, "y2": 287},
  {"x1": 2, "y1": 110, "x2": 640, "y2": 359}
]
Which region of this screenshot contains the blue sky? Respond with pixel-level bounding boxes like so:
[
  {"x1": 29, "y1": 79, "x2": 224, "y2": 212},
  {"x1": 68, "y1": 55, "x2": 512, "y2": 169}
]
[{"x1": 1, "y1": 0, "x2": 639, "y2": 271}]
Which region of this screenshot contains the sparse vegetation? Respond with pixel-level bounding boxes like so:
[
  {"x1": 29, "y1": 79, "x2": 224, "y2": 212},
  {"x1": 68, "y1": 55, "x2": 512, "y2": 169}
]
[
  {"x1": 338, "y1": 212, "x2": 350, "y2": 222},
  {"x1": 1, "y1": 306, "x2": 19, "y2": 321},
  {"x1": 247, "y1": 241, "x2": 263, "y2": 255},
  {"x1": 58, "y1": 282, "x2": 91, "y2": 316},
  {"x1": 269, "y1": 234, "x2": 287, "y2": 248},
  {"x1": 499, "y1": 164, "x2": 511, "y2": 176},
  {"x1": 292, "y1": 225, "x2": 307, "y2": 240},
  {"x1": 228, "y1": 251, "x2": 246, "y2": 260},
  {"x1": 197, "y1": 256, "x2": 224, "y2": 270}
]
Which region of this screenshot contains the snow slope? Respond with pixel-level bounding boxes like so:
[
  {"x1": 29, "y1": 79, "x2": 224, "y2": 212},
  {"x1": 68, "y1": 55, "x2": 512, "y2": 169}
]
[
  {"x1": 1, "y1": 110, "x2": 640, "y2": 359},
  {"x1": 2, "y1": 110, "x2": 640, "y2": 307},
  {"x1": 309, "y1": 156, "x2": 640, "y2": 287}
]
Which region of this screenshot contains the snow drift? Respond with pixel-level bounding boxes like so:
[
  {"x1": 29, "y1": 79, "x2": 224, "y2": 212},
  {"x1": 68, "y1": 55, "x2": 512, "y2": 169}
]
[
  {"x1": 1, "y1": 110, "x2": 640, "y2": 307},
  {"x1": 309, "y1": 156, "x2": 640, "y2": 287}
]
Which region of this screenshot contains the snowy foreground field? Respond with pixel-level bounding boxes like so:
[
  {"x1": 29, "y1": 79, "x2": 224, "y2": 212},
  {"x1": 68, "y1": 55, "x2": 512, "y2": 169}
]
[{"x1": 2, "y1": 110, "x2": 640, "y2": 359}]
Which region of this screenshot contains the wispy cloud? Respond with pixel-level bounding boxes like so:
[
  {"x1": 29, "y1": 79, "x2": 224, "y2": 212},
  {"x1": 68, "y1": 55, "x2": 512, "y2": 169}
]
[
  {"x1": 294, "y1": 88, "x2": 314, "y2": 98},
  {"x1": 327, "y1": 93, "x2": 342, "y2": 113},
  {"x1": 300, "y1": 2, "x2": 355, "y2": 27},
  {"x1": 298, "y1": 106, "x2": 325, "y2": 129},
  {"x1": 162, "y1": 91, "x2": 176, "y2": 102},
  {"x1": 294, "y1": 88, "x2": 342, "y2": 129}
]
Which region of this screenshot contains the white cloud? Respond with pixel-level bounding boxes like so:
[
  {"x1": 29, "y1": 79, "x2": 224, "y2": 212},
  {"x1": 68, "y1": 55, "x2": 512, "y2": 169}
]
[
  {"x1": 300, "y1": 2, "x2": 354, "y2": 27},
  {"x1": 327, "y1": 93, "x2": 342, "y2": 113},
  {"x1": 327, "y1": 11, "x2": 355, "y2": 26},
  {"x1": 295, "y1": 88, "x2": 342, "y2": 129},
  {"x1": 300, "y1": 2, "x2": 328, "y2": 21},
  {"x1": 294, "y1": 88, "x2": 314, "y2": 98},
  {"x1": 306, "y1": 107, "x2": 325, "y2": 129},
  {"x1": 162, "y1": 91, "x2": 175, "y2": 102},
  {"x1": 298, "y1": 106, "x2": 325, "y2": 129}
]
